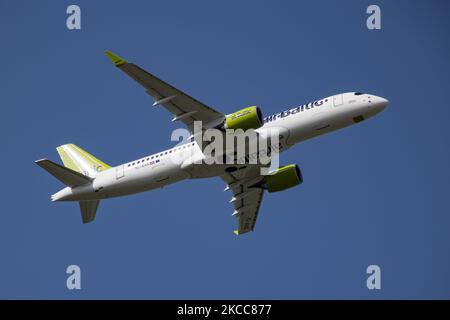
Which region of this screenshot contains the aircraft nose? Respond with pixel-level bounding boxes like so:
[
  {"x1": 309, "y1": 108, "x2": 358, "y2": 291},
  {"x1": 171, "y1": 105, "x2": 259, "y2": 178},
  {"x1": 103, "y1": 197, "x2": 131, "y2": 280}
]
[
  {"x1": 376, "y1": 96, "x2": 388, "y2": 110},
  {"x1": 369, "y1": 95, "x2": 388, "y2": 113}
]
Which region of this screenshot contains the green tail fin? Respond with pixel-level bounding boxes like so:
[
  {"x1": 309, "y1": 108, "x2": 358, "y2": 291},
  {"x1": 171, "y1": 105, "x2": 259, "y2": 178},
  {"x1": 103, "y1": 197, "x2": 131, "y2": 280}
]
[{"x1": 56, "y1": 144, "x2": 111, "y2": 177}]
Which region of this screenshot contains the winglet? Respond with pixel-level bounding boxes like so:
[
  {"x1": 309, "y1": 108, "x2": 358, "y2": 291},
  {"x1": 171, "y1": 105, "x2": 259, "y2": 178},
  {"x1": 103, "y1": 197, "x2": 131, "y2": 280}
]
[
  {"x1": 233, "y1": 230, "x2": 239, "y2": 236},
  {"x1": 105, "y1": 50, "x2": 128, "y2": 67}
]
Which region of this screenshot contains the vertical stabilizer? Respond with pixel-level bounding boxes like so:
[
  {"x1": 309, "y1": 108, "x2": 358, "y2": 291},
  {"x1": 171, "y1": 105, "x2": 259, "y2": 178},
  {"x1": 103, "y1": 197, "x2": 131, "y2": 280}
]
[{"x1": 56, "y1": 144, "x2": 111, "y2": 177}]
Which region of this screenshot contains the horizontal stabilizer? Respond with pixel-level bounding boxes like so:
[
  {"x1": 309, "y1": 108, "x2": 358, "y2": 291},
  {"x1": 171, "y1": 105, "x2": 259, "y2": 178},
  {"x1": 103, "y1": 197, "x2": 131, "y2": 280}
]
[
  {"x1": 79, "y1": 200, "x2": 100, "y2": 223},
  {"x1": 35, "y1": 159, "x2": 91, "y2": 187}
]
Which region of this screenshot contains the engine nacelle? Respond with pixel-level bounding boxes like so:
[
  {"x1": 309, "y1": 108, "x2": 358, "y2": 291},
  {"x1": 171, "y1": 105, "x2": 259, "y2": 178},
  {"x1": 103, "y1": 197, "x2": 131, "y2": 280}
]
[
  {"x1": 224, "y1": 106, "x2": 263, "y2": 131},
  {"x1": 263, "y1": 164, "x2": 303, "y2": 193}
]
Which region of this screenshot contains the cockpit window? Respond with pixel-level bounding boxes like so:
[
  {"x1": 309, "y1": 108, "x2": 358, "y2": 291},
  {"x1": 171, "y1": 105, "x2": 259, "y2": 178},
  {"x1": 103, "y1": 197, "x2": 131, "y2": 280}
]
[{"x1": 354, "y1": 92, "x2": 364, "y2": 95}]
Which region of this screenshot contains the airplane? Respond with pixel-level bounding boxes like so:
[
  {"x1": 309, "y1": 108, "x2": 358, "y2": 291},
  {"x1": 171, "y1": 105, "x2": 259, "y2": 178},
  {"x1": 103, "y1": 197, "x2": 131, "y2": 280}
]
[{"x1": 35, "y1": 51, "x2": 388, "y2": 235}]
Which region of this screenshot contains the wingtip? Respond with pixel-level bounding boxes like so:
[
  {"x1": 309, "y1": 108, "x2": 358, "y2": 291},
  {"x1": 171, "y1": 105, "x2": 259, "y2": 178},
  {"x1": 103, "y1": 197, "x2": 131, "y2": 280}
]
[
  {"x1": 35, "y1": 158, "x2": 47, "y2": 164},
  {"x1": 104, "y1": 50, "x2": 127, "y2": 67}
]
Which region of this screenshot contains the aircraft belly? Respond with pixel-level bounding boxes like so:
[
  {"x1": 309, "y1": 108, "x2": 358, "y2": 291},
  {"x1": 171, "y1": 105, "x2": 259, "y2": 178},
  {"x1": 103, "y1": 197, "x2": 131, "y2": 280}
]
[{"x1": 91, "y1": 162, "x2": 189, "y2": 199}]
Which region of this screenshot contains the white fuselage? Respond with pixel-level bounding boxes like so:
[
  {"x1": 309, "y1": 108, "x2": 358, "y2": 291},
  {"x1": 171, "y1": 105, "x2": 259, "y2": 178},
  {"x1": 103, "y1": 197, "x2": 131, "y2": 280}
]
[{"x1": 53, "y1": 92, "x2": 388, "y2": 202}]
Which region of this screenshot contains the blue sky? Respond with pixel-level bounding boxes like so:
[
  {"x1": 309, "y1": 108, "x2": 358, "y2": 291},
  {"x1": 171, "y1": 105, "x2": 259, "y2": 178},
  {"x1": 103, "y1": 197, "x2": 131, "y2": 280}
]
[{"x1": 1, "y1": 0, "x2": 450, "y2": 299}]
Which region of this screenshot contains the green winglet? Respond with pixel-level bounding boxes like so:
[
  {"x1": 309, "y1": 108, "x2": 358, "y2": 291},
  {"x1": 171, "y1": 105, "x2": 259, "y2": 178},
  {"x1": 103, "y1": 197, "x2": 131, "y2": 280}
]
[
  {"x1": 105, "y1": 50, "x2": 127, "y2": 67},
  {"x1": 234, "y1": 230, "x2": 239, "y2": 235}
]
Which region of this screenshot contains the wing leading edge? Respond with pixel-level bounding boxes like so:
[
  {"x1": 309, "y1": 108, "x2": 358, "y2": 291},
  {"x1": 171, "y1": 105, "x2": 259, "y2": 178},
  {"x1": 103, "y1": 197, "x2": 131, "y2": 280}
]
[{"x1": 105, "y1": 51, "x2": 224, "y2": 131}]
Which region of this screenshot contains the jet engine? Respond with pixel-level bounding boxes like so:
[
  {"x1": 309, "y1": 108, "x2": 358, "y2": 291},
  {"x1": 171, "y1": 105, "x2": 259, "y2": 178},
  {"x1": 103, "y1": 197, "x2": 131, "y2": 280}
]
[
  {"x1": 223, "y1": 106, "x2": 264, "y2": 131},
  {"x1": 263, "y1": 164, "x2": 303, "y2": 192}
]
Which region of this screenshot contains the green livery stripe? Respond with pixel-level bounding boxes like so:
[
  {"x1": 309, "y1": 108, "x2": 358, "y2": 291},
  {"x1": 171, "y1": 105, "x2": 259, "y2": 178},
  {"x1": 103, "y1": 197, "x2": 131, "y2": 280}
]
[
  {"x1": 56, "y1": 144, "x2": 111, "y2": 175},
  {"x1": 56, "y1": 146, "x2": 83, "y2": 173},
  {"x1": 70, "y1": 144, "x2": 111, "y2": 171}
]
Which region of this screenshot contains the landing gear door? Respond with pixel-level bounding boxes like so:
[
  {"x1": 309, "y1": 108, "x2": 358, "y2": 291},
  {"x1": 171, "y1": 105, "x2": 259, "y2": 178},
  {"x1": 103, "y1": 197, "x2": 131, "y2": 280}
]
[
  {"x1": 333, "y1": 94, "x2": 343, "y2": 107},
  {"x1": 116, "y1": 164, "x2": 125, "y2": 180}
]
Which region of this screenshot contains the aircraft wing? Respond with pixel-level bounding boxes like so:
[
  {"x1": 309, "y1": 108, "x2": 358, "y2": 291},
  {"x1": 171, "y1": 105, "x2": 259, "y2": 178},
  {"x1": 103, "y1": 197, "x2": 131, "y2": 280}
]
[
  {"x1": 221, "y1": 165, "x2": 266, "y2": 235},
  {"x1": 105, "y1": 51, "x2": 224, "y2": 131}
]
